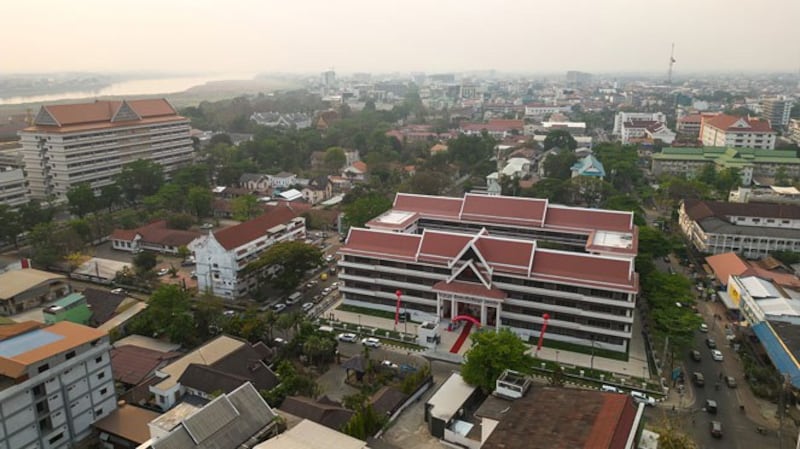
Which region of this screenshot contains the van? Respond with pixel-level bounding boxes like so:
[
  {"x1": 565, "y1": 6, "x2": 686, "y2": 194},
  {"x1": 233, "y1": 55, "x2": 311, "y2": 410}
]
[
  {"x1": 318, "y1": 325, "x2": 334, "y2": 333},
  {"x1": 600, "y1": 385, "x2": 620, "y2": 393},
  {"x1": 287, "y1": 292, "x2": 302, "y2": 305}
]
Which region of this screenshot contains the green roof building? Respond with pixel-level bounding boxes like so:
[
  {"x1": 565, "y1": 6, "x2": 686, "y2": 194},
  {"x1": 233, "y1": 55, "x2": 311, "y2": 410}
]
[
  {"x1": 42, "y1": 292, "x2": 92, "y2": 325},
  {"x1": 652, "y1": 147, "x2": 800, "y2": 185}
]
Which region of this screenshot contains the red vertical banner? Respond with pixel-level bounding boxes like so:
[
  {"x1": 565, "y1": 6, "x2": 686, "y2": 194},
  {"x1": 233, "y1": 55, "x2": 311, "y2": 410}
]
[
  {"x1": 536, "y1": 313, "x2": 550, "y2": 352},
  {"x1": 395, "y1": 290, "x2": 403, "y2": 325}
]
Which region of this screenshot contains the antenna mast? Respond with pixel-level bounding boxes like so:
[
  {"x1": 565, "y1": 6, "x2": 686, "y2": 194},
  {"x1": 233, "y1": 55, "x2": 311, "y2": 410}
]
[{"x1": 667, "y1": 43, "x2": 676, "y2": 85}]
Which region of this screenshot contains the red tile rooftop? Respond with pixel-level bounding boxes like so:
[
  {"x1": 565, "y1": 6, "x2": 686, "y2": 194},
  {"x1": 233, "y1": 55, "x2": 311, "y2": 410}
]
[
  {"x1": 393, "y1": 193, "x2": 463, "y2": 218},
  {"x1": 343, "y1": 228, "x2": 421, "y2": 260},
  {"x1": 531, "y1": 250, "x2": 634, "y2": 289},
  {"x1": 545, "y1": 205, "x2": 634, "y2": 233},
  {"x1": 432, "y1": 280, "x2": 507, "y2": 300},
  {"x1": 417, "y1": 230, "x2": 473, "y2": 260},
  {"x1": 474, "y1": 236, "x2": 535, "y2": 269},
  {"x1": 461, "y1": 194, "x2": 547, "y2": 225}
]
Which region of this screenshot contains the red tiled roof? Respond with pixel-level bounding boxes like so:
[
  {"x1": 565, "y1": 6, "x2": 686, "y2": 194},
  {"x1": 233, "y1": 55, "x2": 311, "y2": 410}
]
[
  {"x1": 432, "y1": 280, "x2": 507, "y2": 300},
  {"x1": 213, "y1": 204, "x2": 300, "y2": 250},
  {"x1": 532, "y1": 250, "x2": 634, "y2": 289},
  {"x1": 110, "y1": 345, "x2": 181, "y2": 386},
  {"x1": 683, "y1": 199, "x2": 800, "y2": 221},
  {"x1": 394, "y1": 193, "x2": 463, "y2": 218},
  {"x1": 584, "y1": 394, "x2": 639, "y2": 449},
  {"x1": 545, "y1": 205, "x2": 633, "y2": 233},
  {"x1": 461, "y1": 119, "x2": 524, "y2": 133},
  {"x1": 343, "y1": 228, "x2": 421, "y2": 260},
  {"x1": 705, "y1": 252, "x2": 750, "y2": 285},
  {"x1": 461, "y1": 194, "x2": 547, "y2": 226},
  {"x1": 109, "y1": 221, "x2": 202, "y2": 247},
  {"x1": 351, "y1": 161, "x2": 368, "y2": 172},
  {"x1": 417, "y1": 230, "x2": 473, "y2": 261},
  {"x1": 702, "y1": 114, "x2": 774, "y2": 133},
  {"x1": 34, "y1": 99, "x2": 177, "y2": 127},
  {"x1": 474, "y1": 236, "x2": 535, "y2": 270}
]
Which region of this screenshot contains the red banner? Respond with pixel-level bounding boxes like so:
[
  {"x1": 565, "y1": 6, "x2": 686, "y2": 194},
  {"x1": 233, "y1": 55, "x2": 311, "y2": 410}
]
[
  {"x1": 536, "y1": 313, "x2": 550, "y2": 351},
  {"x1": 395, "y1": 290, "x2": 402, "y2": 325}
]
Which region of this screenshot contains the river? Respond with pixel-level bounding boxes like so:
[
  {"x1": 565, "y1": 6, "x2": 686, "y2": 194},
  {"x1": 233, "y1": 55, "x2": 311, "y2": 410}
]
[{"x1": 0, "y1": 73, "x2": 255, "y2": 105}]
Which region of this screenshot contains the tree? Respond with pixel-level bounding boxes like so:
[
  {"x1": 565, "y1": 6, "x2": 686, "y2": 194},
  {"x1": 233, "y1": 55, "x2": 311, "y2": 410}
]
[
  {"x1": 232, "y1": 194, "x2": 262, "y2": 221},
  {"x1": 248, "y1": 241, "x2": 322, "y2": 292},
  {"x1": 342, "y1": 193, "x2": 392, "y2": 229},
  {"x1": 18, "y1": 200, "x2": 54, "y2": 229},
  {"x1": 637, "y1": 226, "x2": 672, "y2": 259},
  {"x1": 542, "y1": 150, "x2": 578, "y2": 179},
  {"x1": 187, "y1": 186, "x2": 213, "y2": 219},
  {"x1": 116, "y1": 159, "x2": 165, "y2": 203},
  {"x1": 543, "y1": 129, "x2": 577, "y2": 151},
  {"x1": 714, "y1": 168, "x2": 741, "y2": 192},
  {"x1": 302, "y1": 335, "x2": 336, "y2": 366},
  {"x1": 177, "y1": 245, "x2": 191, "y2": 260},
  {"x1": 461, "y1": 328, "x2": 534, "y2": 393},
  {"x1": 341, "y1": 404, "x2": 386, "y2": 440},
  {"x1": 66, "y1": 183, "x2": 97, "y2": 217},
  {"x1": 128, "y1": 285, "x2": 197, "y2": 346},
  {"x1": 775, "y1": 166, "x2": 792, "y2": 186},
  {"x1": 166, "y1": 213, "x2": 194, "y2": 230},
  {"x1": 404, "y1": 170, "x2": 450, "y2": 195},
  {"x1": 323, "y1": 147, "x2": 346, "y2": 173},
  {"x1": 570, "y1": 177, "x2": 613, "y2": 208},
  {"x1": 0, "y1": 205, "x2": 22, "y2": 247},
  {"x1": 133, "y1": 251, "x2": 157, "y2": 274},
  {"x1": 29, "y1": 222, "x2": 61, "y2": 267},
  {"x1": 447, "y1": 134, "x2": 496, "y2": 168},
  {"x1": 99, "y1": 184, "x2": 122, "y2": 212}
]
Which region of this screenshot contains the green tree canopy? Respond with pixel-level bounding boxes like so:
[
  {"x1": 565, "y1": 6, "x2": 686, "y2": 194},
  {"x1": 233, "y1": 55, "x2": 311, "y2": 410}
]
[
  {"x1": 447, "y1": 134, "x2": 496, "y2": 168},
  {"x1": 542, "y1": 150, "x2": 578, "y2": 179},
  {"x1": 543, "y1": 129, "x2": 577, "y2": 151},
  {"x1": 187, "y1": 186, "x2": 213, "y2": 218},
  {"x1": 342, "y1": 193, "x2": 392, "y2": 229},
  {"x1": 403, "y1": 170, "x2": 450, "y2": 195},
  {"x1": 128, "y1": 285, "x2": 198, "y2": 346},
  {"x1": 116, "y1": 159, "x2": 165, "y2": 203},
  {"x1": 66, "y1": 183, "x2": 97, "y2": 218},
  {"x1": 248, "y1": 241, "x2": 322, "y2": 292},
  {"x1": 323, "y1": 147, "x2": 347, "y2": 173},
  {"x1": 133, "y1": 251, "x2": 158, "y2": 274},
  {"x1": 0, "y1": 205, "x2": 22, "y2": 248},
  {"x1": 461, "y1": 328, "x2": 535, "y2": 393},
  {"x1": 232, "y1": 194, "x2": 262, "y2": 221}
]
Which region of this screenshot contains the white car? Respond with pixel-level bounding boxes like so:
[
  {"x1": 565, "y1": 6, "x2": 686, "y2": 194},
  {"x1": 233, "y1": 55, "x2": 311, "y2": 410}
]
[
  {"x1": 223, "y1": 310, "x2": 236, "y2": 317},
  {"x1": 338, "y1": 333, "x2": 358, "y2": 343},
  {"x1": 272, "y1": 303, "x2": 287, "y2": 313},
  {"x1": 110, "y1": 288, "x2": 126, "y2": 295},
  {"x1": 302, "y1": 302, "x2": 314, "y2": 312},
  {"x1": 699, "y1": 323, "x2": 709, "y2": 333},
  {"x1": 380, "y1": 360, "x2": 399, "y2": 369},
  {"x1": 325, "y1": 255, "x2": 335, "y2": 262},
  {"x1": 361, "y1": 337, "x2": 381, "y2": 348},
  {"x1": 157, "y1": 268, "x2": 170, "y2": 276},
  {"x1": 711, "y1": 349, "x2": 724, "y2": 361},
  {"x1": 322, "y1": 287, "x2": 331, "y2": 295},
  {"x1": 630, "y1": 391, "x2": 656, "y2": 406},
  {"x1": 600, "y1": 385, "x2": 621, "y2": 393}
]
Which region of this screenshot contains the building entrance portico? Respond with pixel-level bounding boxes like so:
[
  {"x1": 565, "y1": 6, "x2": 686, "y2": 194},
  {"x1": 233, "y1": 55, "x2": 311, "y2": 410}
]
[{"x1": 433, "y1": 281, "x2": 506, "y2": 330}]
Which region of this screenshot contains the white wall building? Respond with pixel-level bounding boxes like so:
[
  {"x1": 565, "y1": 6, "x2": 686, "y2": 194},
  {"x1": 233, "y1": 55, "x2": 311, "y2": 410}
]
[
  {"x1": 190, "y1": 205, "x2": 306, "y2": 299},
  {"x1": 700, "y1": 114, "x2": 776, "y2": 150},
  {"x1": 268, "y1": 172, "x2": 297, "y2": 189},
  {"x1": 0, "y1": 322, "x2": 116, "y2": 449},
  {"x1": 612, "y1": 112, "x2": 667, "y2": 136},
  {"x1": 18, "y1": 99, "x2": 194, "y2": 201},
  {"x1": 0, "y1": 166, "x2": 27, "y2": 208},
  {"x1": 679, "y1": 199, "x2": 800, "y2": 258}
]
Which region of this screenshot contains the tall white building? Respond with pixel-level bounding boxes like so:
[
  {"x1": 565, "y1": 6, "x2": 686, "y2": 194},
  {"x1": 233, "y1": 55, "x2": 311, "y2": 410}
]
[
  {"x1": 0, "y1": 166, "x2": 28, "y2": 208},
  {"x1": 0, "y1": 321, "x2": 116, "y2": 449},
  {"x1": 760, "y1": 97, "x2": 793, "y2": 130},
  {"x1": 700, "y1": 114, "x2": 776, "y2": 150},
  {"x1": 18, "y1": 99, "x2": 194, "y2": 201},
  {"x1": 190, "y1": 205, "x2": 306, "y2": 299}
]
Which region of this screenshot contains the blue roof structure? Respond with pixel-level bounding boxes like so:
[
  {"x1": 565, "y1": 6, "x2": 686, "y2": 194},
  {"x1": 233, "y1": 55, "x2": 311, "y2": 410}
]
[
  {"x1": 0, "y1": 329, "x2": 64, "y2": 359},
  {"x1": 570, "y1": 155, "x2": 606, "y2": 178},
  {"x1": 752, "y1": 321, "x2": 800, "y2": 388}
]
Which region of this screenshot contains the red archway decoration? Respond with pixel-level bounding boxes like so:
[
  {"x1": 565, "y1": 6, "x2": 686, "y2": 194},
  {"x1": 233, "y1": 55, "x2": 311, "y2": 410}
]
[{"x1": 453, "y1": 314, "x2": 481, "y2": 328}]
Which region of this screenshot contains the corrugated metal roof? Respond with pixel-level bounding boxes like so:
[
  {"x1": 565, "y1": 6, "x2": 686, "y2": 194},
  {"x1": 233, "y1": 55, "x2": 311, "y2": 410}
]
[{"x1": 183, "y1": 395, "x2": 239, "y2": 443}]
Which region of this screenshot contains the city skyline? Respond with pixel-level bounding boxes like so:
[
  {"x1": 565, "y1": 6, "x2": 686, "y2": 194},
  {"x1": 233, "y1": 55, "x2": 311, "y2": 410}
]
[{"x1": 2, "y1": 0, "x2": 799, "y2": 75}]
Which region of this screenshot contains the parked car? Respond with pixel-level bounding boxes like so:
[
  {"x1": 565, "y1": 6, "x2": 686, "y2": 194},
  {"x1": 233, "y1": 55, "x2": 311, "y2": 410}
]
[
  {"x1": 157, "y1": 268, "x2": 170, "y2": 276},
  {"x1": 223, "y1": 310, "x2": 236, "y2": 317},
  {"x1": 711, "y1": 349, "x2": 724, "y2": 361},
  {"x1": 325, "y1": 255, "x2": 334, "y2": 262},
  {"x1": 190, "y1": 271, "x2": 197, "y2": 279},
  {"x1": 110, "y1": 288, "x2": 126, "y2": 295},
  {"x1": 630, "y1": 391, "x2": 656, "y2": 406},
  {"x1": 710, "y1": 420, "x2": 723, "y2": 438},
  {"x1": 725, "y1": 376, "x2": 737, "y2": 388},
  {"x1": 691, "y1": 350, "x2": 702, "y2": 362},
  {"x1": 273, "y1": 337, "x2": 287, "y2": 346},
  {"x1": 272, "y1": 303, "x2": 287, "y2": 313},
  {"x1": 338, "y1": 333, "x2": 358, "y2": 343},
  {"x1": 302, "y1": 302, "x2": 314, "y2": 312},
  {"x1": 705, "y1": 399, "x2": 718, "y2": 414},
  {"x1": 380, "y1": 360, "x2": 399, "y2": 369},
  {"x1": 361, "y1": 337, "x2": 381, "y2": 348},
  {"x1": 699, "y1": 323, "x2": 708, "y2": 333},
  {"x1": 322, "y1": 287, "x2": 331, "y2": 295},
  {"x1": 706, "y1": 338, "x2": 717, "y2": 349},
  {"x1": 693, "y1": 372, "x2": 705, "y2": 387}
]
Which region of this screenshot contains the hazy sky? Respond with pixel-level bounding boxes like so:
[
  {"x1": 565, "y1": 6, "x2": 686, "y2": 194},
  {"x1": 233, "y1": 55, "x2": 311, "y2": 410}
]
[{"x1": 3, "y1": 0, "x2": 799, "y2": 75}]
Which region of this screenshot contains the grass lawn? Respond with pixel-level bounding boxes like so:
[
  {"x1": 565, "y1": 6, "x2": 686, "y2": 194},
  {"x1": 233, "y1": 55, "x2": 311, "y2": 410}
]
[
  {"x1": 537, "y1": 337, "x2": 630, "y2": 362},
  {"x1": 337, "y1": 304, "x2": 422, "y2": 324}
]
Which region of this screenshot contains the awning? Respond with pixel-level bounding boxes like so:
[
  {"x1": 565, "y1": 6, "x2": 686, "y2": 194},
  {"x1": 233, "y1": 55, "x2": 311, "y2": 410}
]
[
  {"x1": 716, "y1": 291, "x2": 739, "y2": 311},
  {"x1": 752, "y1": 322, "x2": 800, "y2": 388}
]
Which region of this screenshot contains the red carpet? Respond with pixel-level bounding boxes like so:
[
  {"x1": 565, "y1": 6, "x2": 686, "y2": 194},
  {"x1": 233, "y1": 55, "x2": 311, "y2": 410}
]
[{"x1": 449, "y1": 321, "x2": 473, "y2": 353}]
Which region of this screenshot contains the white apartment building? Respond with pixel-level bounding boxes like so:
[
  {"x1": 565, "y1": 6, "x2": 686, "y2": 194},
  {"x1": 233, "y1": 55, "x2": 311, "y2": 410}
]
[
  {"x1": 679, "y1": 199, "x2": 800, "y2": 258},
  {"x1": 0, "y1": 166, "x2": 27, "y2": 208},
  {"x1": 190, "y1": 205, "x2": 306, "y2": 298},
  {"x1": 760, "y1": 97, "x2": 793, "y2": 130},
  {"x1": 727, "y1": 275, "x2": 800, "y2": 326},
  {"x1": 0, "y1": 322, "x2": 116, "y2": 449},
  {"x1": 338, "y1": 193, "x2": 639, "y2": 353},
  {"x1": 524, "y1": 104, "x2": 571, "y2": 118},
  {"x1": 18, "y1": 99, "x2": 194, "y2": 201},
  {"x1": 700, "y1": 114, "x2": 776, "y2": 150},
  {"x1": 612, "y1": 112, "x2": 667, "y2": 136}
]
